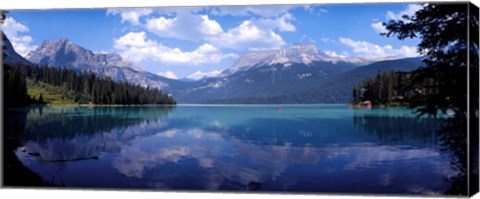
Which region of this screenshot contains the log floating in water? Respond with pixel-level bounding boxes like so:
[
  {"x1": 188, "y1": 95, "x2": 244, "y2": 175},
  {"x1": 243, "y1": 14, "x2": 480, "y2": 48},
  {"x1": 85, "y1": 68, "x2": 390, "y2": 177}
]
[
  {"x1": 45, "y1": 156, "x2": 99, "y2": 163},
  {"x1": 27, "y1": 152, "x2": 41, "y2": 157}
]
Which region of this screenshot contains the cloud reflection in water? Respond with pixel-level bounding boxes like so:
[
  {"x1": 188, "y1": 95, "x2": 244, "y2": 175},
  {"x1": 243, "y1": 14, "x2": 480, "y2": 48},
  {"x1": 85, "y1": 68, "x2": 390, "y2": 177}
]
[{"x1": 13, "y1": 105, "x2": 455, "y2": 194}]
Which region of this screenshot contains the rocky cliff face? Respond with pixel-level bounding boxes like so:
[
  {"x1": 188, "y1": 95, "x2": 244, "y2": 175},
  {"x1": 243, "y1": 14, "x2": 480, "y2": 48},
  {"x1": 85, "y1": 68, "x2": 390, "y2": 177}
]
[
  {"x1": 2, "y1": 32, "x2": 31, "y2": 65},
  {"x1": 25, "y1": 38, "x2": 169, "y2": 88},
  {"x1": 222, "y1": 44, "x2": 372, "y2": 76}
]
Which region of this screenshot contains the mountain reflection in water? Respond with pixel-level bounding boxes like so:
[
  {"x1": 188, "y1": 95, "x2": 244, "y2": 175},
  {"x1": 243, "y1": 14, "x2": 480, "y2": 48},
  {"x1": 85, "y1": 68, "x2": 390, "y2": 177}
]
[{"x1": 5, "y1": 105, "x2": 465, "y2": 195}]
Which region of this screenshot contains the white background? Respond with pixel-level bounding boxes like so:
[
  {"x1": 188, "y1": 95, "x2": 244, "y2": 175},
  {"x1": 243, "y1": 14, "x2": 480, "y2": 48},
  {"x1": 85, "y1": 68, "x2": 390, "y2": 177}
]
[{"x1": 0, "y1": 0, "x2": 478, "y2": 198}]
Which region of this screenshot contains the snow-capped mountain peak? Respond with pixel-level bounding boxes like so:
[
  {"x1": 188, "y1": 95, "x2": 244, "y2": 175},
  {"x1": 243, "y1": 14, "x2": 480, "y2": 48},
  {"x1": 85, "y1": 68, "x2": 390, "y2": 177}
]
[
  {"x1": 26, "y1": 38, "x2": 144, "y2": 72},
  {"x1": 270, "y1": 44, "x2": 328, "y2": 66},
  {"x1": 25, "y1": 38, "x2": 168, "y2": 88},
  {"x1": 223, "y1": 44, "x2": 371, "y2": 75},
  {"x1": 226, "y1": 50, "x2": 277, "y2": 75}
]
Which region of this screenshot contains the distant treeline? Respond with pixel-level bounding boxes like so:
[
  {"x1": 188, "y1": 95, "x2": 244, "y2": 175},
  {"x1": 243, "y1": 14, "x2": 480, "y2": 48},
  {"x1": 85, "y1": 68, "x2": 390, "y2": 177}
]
[
  {"x1": 351, "y1": 66, "x2": 469, "y2": 108},
  {"x1": 351, "y1": 71, "x2": 412, "y2": 106},
  {"x1": 209, "y1": 71, "x2": 412, "y2": 105},
  {"x1": 4, "y1": 63, "x2": 176, "y2": 106},
  {"x1": 204, "y1": 92, "x2": 345, "y2": 104}
]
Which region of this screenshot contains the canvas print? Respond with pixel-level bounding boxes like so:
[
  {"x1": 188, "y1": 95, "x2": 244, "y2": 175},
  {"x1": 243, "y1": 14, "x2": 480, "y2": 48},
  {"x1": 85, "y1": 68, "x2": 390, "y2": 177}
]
[{"x1": 1, "y1": 1, "x2": 479, "y2": 196}]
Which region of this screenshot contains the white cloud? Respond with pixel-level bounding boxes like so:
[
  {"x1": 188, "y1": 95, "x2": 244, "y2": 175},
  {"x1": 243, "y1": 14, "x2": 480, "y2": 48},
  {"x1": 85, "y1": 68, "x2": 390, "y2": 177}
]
[
  {"x1": 186, "y1": 70, "x2": 222, "y2": 80},
  {"x1": 386, "y1": 4, "x2": 423, "y2": 21},
  {"x1": 1, "y1": 17, "x2": 37, "y2": 56},
  {"x1": 209, "y1": 5, "x2": 293, "y2": 17},
  {"x1": 320, "y1": 37, "x2": 333, "y2": 43},
  {"x1": 107, "y1": 8, "x2": 153, "y2": 26},
  {"x1": 339, "y1": 37, "x2": 418, "y2": 59},
  {"x1": 299, "y1": 35, "x2": 316, "y2": 43},
  {"x1": 371, "y1": 4, "x2": 423, "y2": 34},
  {"x1": 113, "y1": 31, "x2": 237, "y2": 65},
  {"x1": 108, "y1": 7, "x2": 292, "y2": 51},
  {"x1": 303, "y1": 5, "x2": 328, "y2": 15},
  {"x1": 208, "y1": 20, "x2": 286, "y2": 50},
  {"x1": 371, "y1": 22, "x2": 387, "y2": 33},
  {"x1": 234, "y1": 5, "x2": 326, "y2": 17},
  {"x1": 145, "y1": 11, "x2": 223, "y2": 41},
  {"x1": 324, "y1": 50, "x2": 347, "y2": 58},
  {"x1": 157, "y1": 71, "x2": 178, "y2": 79},
  {"x1": 144, "y1": 10, "x2": 291, "y2": 50},
  {"x1": 253, "y1": 13, "x2": 296, "y2": 32},
  {"x1": 94, "y1": 50, "x2": 109, "y2": 54}
]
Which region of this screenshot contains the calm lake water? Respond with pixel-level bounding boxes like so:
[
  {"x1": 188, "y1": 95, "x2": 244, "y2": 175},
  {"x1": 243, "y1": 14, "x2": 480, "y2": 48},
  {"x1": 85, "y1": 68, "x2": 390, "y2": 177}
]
[{"x1": 6, "y1": 105, "x2": 458, "y2": 195}]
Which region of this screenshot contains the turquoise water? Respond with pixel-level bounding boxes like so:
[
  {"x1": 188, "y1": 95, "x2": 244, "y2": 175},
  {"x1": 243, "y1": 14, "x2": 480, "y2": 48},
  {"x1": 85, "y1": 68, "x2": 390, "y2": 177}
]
[{"x1": 7, "y1": 105, "x2": 456, "y2": 194}]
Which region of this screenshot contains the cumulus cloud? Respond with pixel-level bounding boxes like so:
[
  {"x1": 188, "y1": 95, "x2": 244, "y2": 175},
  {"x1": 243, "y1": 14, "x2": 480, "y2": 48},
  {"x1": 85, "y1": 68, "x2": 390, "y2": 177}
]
[
  {"x1": 1, "y1": 17, "x2": 37, "y2": 56},
  {"x1": 107, "y1": 8, "x2": 153, "y2": 26},
  {"x1": 299, "y1": 35, "x2": 316, "y2": 43},
  {"x1": 320, "y1": 37, "x2": 333, "y2": 43},
  {"x1": 208, "y1": 20, "x2": 286, "y2": 50},
  {"x1": 371, "y1": 4, "x2": 423, "y2": 34},
  {"x1": 371, "y1": 22, "x2": 388, "y2": 34},
  {"x1": 319, "y1": 9, "x2": 329, "y2": 13},
  {"x1": 253, "y1": 13, "x2": 296, "y2": 32},
  {"x1": 324, "y1": 50, "x2": 348, "y2": 58},
  {"x1": 145, "y1": 11, "x2": 223, "y2": 41},
  {"x1": 144, "y1": 11, "x2": 290, "y2": 50},
  {"x1": 339, "y1": 37, "x2": 418, "y2": 59},
  {"x1": 371, "y1": 4, "x2": 423, "y2": 33},
  {"x1": 386, "y1": 4, "x2": 423, "y2": 21},
  {"x1": 303, "y1": 5, "x2": 329, "y2": 15},
  {"x1": 108, "y1": 7, "x2": 293, "y2": 53},
  {"x1": 157, "y1": 71, "x2": 178, "y2": 79},
  {"x1": 113, "y1": 31, "x2": 237, "y2": 65},
  {"x1": 209, "y1": 5, "x2": 294, "y2": 17},
  {"x1": 186, "y1": 70, "x2": 222, "y2": 80}
]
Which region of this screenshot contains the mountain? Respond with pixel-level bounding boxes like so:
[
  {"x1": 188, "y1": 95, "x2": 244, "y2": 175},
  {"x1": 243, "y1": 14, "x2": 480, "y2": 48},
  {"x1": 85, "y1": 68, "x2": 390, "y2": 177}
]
[
  {"x1": 221, "y1": 44, "x2": 371, "y2": 76},
  {"x1": 295, "y1": 57, "x2": 424, "y2": 103},
  {"x1": 167, "y1": 44, "x2": 386, "y2": 103},
  {"x1": 1, "y1": 32, "x2": 31, "y2": 65},
  {"x1": 205, "y1": 57, "x2": 424, "y2": 104},
  {"x1": 25, "y1": 38, "x2": 174, "y2": 89},
  {"x1": 7, "y1": 36, "x2": 423, "y2": 104}
]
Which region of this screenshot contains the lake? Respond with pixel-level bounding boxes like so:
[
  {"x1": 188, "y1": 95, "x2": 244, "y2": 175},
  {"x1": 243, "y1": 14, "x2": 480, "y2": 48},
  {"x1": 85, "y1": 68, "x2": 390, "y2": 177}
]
[{"x1": 5, "y1": 105, "x2": 458, "y2": 195}]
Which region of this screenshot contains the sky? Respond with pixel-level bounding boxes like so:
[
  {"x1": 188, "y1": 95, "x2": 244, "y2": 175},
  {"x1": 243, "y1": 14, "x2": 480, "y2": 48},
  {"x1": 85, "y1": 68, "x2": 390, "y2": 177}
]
[{"x1": 1, "y1": 3, "x2": 422, "y2": 80}]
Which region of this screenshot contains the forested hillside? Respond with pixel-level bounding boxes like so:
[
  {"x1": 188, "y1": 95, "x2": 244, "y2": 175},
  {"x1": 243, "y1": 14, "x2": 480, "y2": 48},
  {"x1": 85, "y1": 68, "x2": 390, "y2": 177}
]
[
  {"x1": 4, "y1": 63, "x2": 176, "y2": 106},
  {"x1": 205, "y1": 57, "x2": 423, "y2": 104},
  {"x1": 4, "y1": 65, "x2": 30, "y2": 106}
]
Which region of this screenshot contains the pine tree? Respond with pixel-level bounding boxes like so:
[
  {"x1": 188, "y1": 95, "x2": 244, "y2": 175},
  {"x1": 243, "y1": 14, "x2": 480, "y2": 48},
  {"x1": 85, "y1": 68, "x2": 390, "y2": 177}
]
[{"x1": 383, "y1": 3, "x2": 478, "y2": 195}]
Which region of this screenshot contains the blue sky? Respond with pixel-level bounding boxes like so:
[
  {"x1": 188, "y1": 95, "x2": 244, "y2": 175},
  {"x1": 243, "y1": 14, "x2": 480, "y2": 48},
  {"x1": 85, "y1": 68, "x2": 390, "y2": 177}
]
[{"x1": 2, "y1": 3, "x2": 422, "y2": 80}]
